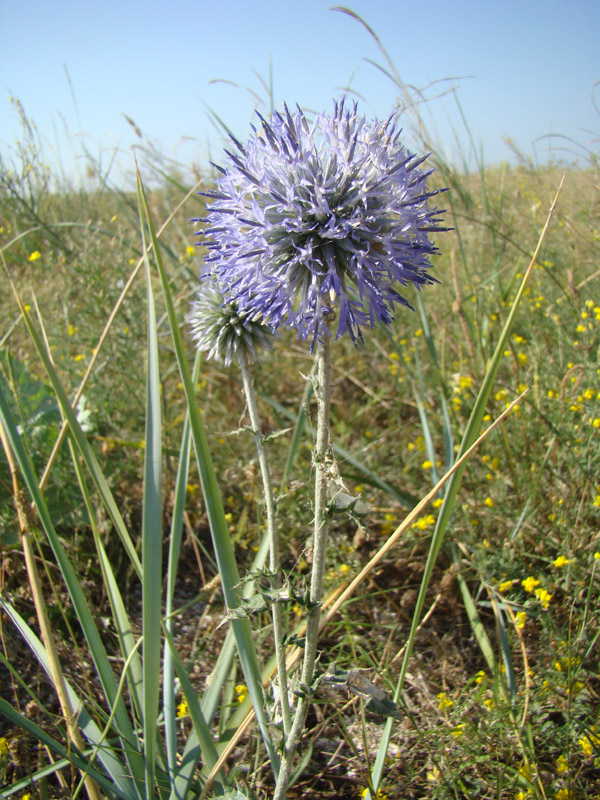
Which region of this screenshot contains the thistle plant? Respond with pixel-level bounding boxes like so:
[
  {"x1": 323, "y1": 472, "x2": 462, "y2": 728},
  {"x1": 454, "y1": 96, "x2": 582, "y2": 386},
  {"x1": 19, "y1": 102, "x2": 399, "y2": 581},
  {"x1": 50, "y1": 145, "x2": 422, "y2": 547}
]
[
  {"x1": 0, "y1": 84, "x2": 577, "y2": 800},
  {"x1": 194, "y1": 99, "x2": 448, "y2": 799}
]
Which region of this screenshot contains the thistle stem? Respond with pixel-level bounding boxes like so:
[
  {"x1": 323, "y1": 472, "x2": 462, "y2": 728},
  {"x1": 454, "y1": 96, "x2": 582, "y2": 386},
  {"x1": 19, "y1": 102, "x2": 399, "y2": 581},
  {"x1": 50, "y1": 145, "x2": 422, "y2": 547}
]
[
  {"x1": 239, "y1": 353, "x2": 292, "y2": 736},
  {"x1": 273, "y1": 331, "x2": 331, "y2": 799}
]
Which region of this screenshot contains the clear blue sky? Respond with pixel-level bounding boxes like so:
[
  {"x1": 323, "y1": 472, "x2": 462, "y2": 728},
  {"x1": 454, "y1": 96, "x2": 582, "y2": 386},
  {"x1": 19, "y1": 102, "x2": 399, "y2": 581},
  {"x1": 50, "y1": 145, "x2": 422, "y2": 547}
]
[{"x1": 1, "y1": 0, "x2": 598, "y2": 181}]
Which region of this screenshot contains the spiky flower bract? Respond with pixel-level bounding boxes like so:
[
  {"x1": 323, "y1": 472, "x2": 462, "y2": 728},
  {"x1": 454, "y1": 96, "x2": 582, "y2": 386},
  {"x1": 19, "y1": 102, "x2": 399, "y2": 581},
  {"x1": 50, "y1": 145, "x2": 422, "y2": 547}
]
[
  {"x1": 188, "y1": 278, "x2": 274, "y2": 366},
  {"x1": 195, "y1": 99, "x2": 448, "y2": 347}
]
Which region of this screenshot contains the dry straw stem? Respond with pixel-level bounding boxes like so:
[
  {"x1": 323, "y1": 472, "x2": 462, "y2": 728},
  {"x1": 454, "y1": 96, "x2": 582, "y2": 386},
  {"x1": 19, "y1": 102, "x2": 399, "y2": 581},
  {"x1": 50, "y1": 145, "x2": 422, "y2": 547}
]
[{"x1": 200, "y1": 388, "x2": 528, "y2": 798}]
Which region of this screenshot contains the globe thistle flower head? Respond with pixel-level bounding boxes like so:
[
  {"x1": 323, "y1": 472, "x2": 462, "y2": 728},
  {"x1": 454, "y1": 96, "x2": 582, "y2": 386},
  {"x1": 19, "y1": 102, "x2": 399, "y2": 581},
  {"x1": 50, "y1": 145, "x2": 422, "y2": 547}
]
[
  {"x1": 188, "y1": 277, "x2": 275, "y2": 367},
  {"x1": 195, "y1": 99, "x2": 448, "y2": 349}
]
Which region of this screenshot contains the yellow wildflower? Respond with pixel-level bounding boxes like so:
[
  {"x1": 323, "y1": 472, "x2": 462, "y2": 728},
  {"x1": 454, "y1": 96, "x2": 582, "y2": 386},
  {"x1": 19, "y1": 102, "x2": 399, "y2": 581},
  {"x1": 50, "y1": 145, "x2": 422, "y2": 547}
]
[
  {"x1": 553, "y1": 555, "x2": 570, "y2": 568},
  {"x1": 361, "y1": 790, "x2": 388, "y2": 800},
  {"x1": 235, "y1": 684, "x2": 248, "y2": 703},
  {"x1": 522, "y1": 576, "x2": 540, "y2": 593},
  {"x1": 411, "y1": 514, "x2": 435, "y2": 530},
  {"x1": 176, "y1": 700, "x2": 189, "y2": 718},
  {"x1": 534, "y1": 587, "x2": 552, "y2": 608},
  {"x1": 555, "y1": 754, "x2": 568, "y2": 774},
  {"x1": 28, "y1": 250, "x2": 41, "y2": 261},
  {"x1": 579, "y1": 736, "x2": 594, "y2": 757},
  {"x1": 450, "y1": 724, "x2": 464, "y2": 738},
  {"x1": 516, "y1": 612, "x2": 527, "y2": 630},
  {"x1": 518, "y1": 763, "x2": 532, "y2": 781},
  {"x1": 498, "y1": 580, "x2": 514, "y2": 592},
  {"x1": 437, "y1": 692, "x2": 453, "y2": 709}
]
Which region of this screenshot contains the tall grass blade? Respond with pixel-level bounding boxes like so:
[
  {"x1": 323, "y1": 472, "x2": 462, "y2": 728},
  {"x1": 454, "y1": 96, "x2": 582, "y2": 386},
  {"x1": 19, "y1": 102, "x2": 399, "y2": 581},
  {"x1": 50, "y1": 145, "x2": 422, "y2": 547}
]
[
  {"x1": 162, "y1": 629, "x2": 229, "y2": 796},
  {"x1": 0, "y1": 699, "x2": 128, "y2": 800},
  {"x1": 69, "y1": 441, "x2": 144, "y2": 725},
  {"x1": 6, "y1": 283, "x2": 142, "y2": 577},
  {"x1": 365, "y1": 176, "x2": 565, "y2": 798},
  {"x1": 0, "y1": 379, "x2": 146, "y2": 797},
  {"x1": 136, "y1": 176, "x2": 165, "y2": 798},
  {"x1": 135, "y1": 167, "x2": 279, "y2": 775},
  {"x1": 0, "y1": 598, "x2": 138, "y2": 800},
  {"x1": 163, "y1": 352, "x2": 201, "y2": 782}
]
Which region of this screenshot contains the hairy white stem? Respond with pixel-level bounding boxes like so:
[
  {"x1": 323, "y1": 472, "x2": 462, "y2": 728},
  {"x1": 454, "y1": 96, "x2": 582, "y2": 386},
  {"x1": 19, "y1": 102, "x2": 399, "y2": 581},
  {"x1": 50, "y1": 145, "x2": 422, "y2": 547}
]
[{"x1": 273, "y1": 332, "x2": 331, "y2": 799}]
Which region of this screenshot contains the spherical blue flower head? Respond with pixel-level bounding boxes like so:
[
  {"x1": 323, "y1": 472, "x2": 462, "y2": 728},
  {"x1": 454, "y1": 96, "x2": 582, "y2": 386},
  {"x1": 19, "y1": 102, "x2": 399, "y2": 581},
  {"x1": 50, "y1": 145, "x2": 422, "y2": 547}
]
[{"x1": 195, "y1": 100, "x2": 448, "y2": 348}]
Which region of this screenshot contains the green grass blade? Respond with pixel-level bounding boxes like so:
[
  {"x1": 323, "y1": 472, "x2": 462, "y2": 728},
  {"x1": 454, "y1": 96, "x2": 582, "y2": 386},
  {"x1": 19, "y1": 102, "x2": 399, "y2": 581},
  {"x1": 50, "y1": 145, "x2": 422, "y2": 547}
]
[
  {"x1": 0, "y1": 597, "x2": 138, "y2": 800},
  {"x1": 137, "y1": 177, "x2": 165, "y2": 799},
  {"x1": 413, "y1": 295, "x2": 454, "y2": 470},
  {"x1": 69, "y1": 440, "x2": 144, "y2": 724},
  {"x1": 162, "y1": 629, "x2": 229, "y2": 796},
  {"x1": 495, "y1": 602, "x2": 518, "y2": 700},
  {"x1": 0, "y1": 381, "x2": 146, "y2": 797},
  {"x1": 0, "y1": 756, "x2": 107, "y2": 799},
  {"x1": 0, "y1": 699, "x2": 128, "y2": 800},
  {"x1": 135, "y1": 168, "x2": 279, "y2": 775},
  {"x1": 365, "y1": 177, "x2": 564, "y2": 798},
  {"x1": 9, "y1": 287, "x2": 142, "y2": 578},
  {"x1": 173, "y1": 551, "x2": 275, "y2": 797},
  {"x1": 163, "y1": 352, "x2": 201, "y2": 780},
  {"x1": 452, "y1": 554, "x2": 497, "y2": 675}
]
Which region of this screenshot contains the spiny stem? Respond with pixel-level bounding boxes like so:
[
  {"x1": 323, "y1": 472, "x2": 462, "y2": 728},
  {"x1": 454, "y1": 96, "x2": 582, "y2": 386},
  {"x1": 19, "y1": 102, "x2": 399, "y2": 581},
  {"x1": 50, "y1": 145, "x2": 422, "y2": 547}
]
[
  {"x1": 239, "y1": 352, "x2": 292, "y2": 736},
  {"x1": 273, "y1": 331, "x2": 332, "y2": 800}
]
